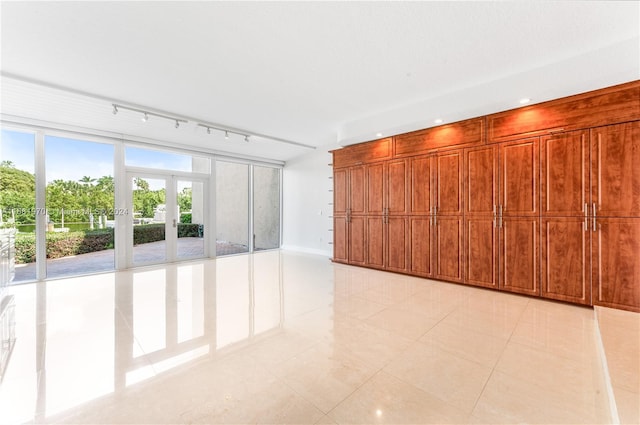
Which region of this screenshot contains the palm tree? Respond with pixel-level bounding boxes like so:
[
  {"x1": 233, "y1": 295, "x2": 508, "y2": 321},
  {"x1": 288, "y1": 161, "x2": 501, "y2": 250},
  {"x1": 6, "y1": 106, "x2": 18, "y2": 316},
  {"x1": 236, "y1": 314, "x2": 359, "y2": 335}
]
[{"x1": 79, "y1": 176, "x2": 96, "y2": 186}]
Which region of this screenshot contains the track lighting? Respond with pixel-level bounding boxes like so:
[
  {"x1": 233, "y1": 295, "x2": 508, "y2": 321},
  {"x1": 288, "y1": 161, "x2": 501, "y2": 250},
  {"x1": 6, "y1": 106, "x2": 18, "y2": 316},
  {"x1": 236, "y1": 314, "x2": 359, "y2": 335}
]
[
  {"x1": 111, "y1": 104, "x2": 187, "y2": 129},
  {"x1": 110, "y1": 102, "x2": 315, "y2": 149},
  {"x1": 196, "y1": 123, "x2": 252, "y2": 143}
]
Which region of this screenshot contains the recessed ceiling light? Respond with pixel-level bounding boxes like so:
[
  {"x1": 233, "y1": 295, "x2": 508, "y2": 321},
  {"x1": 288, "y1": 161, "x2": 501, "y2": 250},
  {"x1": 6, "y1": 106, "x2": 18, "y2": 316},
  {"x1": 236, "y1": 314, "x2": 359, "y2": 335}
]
[
  {"x1": 376, "y1": 132, "x2": 383, "y2": 137},
  {"x1": 519, "y1": 98, "x2": 531, "y2": 105},
  {"x1": 434, "y1": 118, "x2": 443, "y2": 124}
]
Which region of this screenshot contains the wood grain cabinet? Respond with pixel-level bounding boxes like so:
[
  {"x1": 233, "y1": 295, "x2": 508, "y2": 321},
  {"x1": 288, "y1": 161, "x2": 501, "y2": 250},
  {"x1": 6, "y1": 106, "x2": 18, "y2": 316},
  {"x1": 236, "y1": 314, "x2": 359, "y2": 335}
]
[
  {"x1": 365, "y1": 159, "x2": 410, "y2": 272},
  {"x1": 498, "y1": 138, "x2": 541, "y2": 296},
  {"x1": 332, "y1": 81, "x2": 640, "y2": 312},
  {"x1": 540, "y1": 122, "x2": 640, "y2": 310},
  {"x1": 333, "y1": 165, "x2": 366, "y2": 264},
  {"x1": 464, "y1": 145, "x2": 499, "y2": 288}
]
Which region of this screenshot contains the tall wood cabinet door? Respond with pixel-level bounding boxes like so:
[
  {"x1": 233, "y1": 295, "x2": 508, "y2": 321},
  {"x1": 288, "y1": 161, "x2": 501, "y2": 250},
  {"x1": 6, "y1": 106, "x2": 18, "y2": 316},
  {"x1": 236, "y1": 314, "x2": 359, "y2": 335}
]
[
  {"x1": 334, "y1": 168, "x2": 348, "y2": 215},
  {"x1": 349, "y1": 166, "x2": 366, "y2": 215},
  {"x1": 410, "y1": 217, "x2": 433, "y2": 277},
  {"x1": 387, "y1": 217, "x2": 410, "y2": 272},
  {"x1": 592, "y1": 217, "x2": 640, "y2": 312},
  {"x1": 500, "y1": 217, "x2": 540, "y2": 296},
  {"x1": 410, "y1": 155, "x2": 433, "y2": 215},
  {"x1": 349, "y1": 215, "x2": 366, "y2": 266},
  {"x1": 366, "y1": 216, "x2": 385, "y2": 268},
  {"x1": 465, "y1": 216, "x2": 498, "y2": 288},
  {"x1": 366, "y1": 163, "x2": 385, "y2": 215},
  {"x1": 499, "y1": 138, "x2": 539, "y2": 216},
  {"x1": 387, "y1": 159, "x2": 409, "y2": 215},
  {"x1": 541, "y1": 131, "x2": 589, "y2": 216},
  {"x1": 591, "y1": 121, "x2": 640, "y2": 217},
  {"x1": 541, "y1": 217, "x2": 590, "y2": 305},
  {"x1": 435, "y1": 216, "x2": 464, "y2": 283},
  {"x1": 435, "y1": 150, "x2": 463, "y2": 215},
  {"x1": 465, "y1": 145, "x2": 498, "y2": 216},
  {"x1": 333, "y1": 216, "x2": 348, "y2": 263}
]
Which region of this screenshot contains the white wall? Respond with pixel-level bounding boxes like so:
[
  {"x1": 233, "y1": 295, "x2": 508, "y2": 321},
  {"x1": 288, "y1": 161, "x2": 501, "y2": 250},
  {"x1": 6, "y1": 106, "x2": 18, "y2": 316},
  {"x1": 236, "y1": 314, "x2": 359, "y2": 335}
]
[{"x1": 282, "y1": 142, "x2": 339, "y2": 257}]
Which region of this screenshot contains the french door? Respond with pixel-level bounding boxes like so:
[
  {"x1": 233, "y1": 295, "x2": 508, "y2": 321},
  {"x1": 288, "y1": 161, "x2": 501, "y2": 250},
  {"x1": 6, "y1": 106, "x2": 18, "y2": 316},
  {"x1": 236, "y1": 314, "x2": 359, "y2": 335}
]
[{"x1": 127, "y1": 173, "x2": 207, "y2": 267}]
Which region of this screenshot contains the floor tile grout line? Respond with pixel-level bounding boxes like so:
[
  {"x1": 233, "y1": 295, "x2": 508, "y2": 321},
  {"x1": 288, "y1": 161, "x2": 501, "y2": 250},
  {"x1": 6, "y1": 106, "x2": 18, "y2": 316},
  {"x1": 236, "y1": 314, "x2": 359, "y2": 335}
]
[{"x1": 594, "y1": 307, "x2": 621, "y2": 425}]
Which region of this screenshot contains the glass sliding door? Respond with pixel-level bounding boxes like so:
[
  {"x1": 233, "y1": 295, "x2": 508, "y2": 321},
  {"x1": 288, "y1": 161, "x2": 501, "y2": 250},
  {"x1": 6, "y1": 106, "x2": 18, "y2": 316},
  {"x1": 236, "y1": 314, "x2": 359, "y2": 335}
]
[
  {"x1": 215, "y1": 161, "x2": 249, "y2": 256},
  {"x1": 0, "y1": 129, "x2": 36, "y2": 283},
  {"x1": 253, "y1": 166, "x2": 281, "y2": 251}
]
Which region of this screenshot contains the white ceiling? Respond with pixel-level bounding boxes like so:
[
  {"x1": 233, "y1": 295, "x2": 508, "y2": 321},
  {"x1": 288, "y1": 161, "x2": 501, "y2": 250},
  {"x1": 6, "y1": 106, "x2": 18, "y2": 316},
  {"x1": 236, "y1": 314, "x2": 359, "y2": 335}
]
[{"x1": 1, "y1": 1, "x2": 639, "y2": 162}]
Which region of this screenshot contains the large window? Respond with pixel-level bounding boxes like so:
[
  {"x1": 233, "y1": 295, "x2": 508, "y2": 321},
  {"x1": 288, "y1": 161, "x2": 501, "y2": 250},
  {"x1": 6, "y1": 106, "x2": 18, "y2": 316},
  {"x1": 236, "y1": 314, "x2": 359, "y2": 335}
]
[
  {"x1": 215, "y1": 161, "x2": 249, "y2": 255},
  {"x1": 253, "y1": 165, "x2": 281, "y2": 250},
  {"x1": 1, "y1": 124, "x2": 283, "y2": 282},
  {"x1": 45, "y1": 136, "x2": 115, "y2": 278},
  {"x1": 0, "y1": 129, "x2": 36, "y2": 282}
]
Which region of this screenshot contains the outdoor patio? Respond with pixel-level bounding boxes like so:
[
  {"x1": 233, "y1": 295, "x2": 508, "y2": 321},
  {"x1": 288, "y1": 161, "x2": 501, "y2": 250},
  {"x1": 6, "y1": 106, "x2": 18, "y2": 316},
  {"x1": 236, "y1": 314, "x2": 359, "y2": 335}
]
[{"x1": 14, "y1": 238, "x2": 248, "y2": 281}]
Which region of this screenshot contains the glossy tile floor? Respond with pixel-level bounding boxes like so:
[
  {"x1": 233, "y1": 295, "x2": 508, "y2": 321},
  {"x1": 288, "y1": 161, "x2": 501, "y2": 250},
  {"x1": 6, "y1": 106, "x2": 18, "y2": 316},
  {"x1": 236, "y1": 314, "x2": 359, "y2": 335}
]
[{"x1": 0, "y1": 250, "x2": 632, "y2": 424}]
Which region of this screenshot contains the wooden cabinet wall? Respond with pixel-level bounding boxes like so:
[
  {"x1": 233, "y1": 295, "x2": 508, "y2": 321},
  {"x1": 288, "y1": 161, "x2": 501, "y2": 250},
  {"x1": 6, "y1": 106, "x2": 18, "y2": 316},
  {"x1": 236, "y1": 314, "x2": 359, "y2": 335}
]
[{"x1": 332, "y1": 80, "x2": 640, "y2": 312}]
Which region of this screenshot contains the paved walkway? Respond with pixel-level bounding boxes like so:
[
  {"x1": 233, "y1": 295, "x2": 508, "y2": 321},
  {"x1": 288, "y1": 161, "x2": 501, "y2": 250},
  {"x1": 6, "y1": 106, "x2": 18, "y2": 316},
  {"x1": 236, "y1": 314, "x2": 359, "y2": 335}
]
[{"x1": 14, "y1": 238, "x2": 248, "y2": 281}]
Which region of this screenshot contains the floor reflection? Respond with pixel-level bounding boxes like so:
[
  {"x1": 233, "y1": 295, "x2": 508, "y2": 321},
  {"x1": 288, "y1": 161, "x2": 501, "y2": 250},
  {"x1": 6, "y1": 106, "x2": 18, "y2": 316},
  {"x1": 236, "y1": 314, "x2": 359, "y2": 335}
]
[{"x1": 0, "y1": 251, "x2": 302, "y2": 424}]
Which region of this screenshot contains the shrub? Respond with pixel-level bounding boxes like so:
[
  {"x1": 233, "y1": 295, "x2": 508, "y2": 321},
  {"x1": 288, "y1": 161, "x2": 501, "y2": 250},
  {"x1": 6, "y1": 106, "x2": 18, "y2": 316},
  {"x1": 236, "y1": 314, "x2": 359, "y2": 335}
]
[
  {"x1": 177, "y1": 223, "x2": 200, "y2": 238},
  {"x1": 133, "y1": 223, "x2": 165, "y2": 245},
  {"x1": 15, "y1": 228, "x2": 114, "y2": 264},
  {"x1": 180, "y1": 213, "x2": 192, "y2": 224}
]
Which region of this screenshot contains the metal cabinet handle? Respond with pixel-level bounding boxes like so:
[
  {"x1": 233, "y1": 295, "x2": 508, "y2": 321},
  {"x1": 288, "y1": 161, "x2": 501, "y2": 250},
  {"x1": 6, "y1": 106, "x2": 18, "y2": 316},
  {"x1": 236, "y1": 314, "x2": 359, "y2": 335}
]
[
  {"x1": 498, "y1": 205, "x2": 503, "y2": 228},
  {"x1": 493, "y1": 204, "x2": 497, "y2": 228},
  {"x1": 592, "y1": 203, "x2": 597, "y2": 232},
  {"x1": 584, "y1": 203, "x2": 588, "y2": 231}
]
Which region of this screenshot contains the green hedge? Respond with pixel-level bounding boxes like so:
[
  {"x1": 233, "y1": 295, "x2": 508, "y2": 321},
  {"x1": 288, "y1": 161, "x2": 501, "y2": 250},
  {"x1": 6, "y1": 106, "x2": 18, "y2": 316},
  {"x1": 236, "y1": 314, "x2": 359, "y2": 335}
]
[
  {"x1": 133, "y1": 223, "x2": 165, "y2": 245},
  {"x1": 14, "y1": 224, "x2": 203, "y2": 264},
  {"x1": 15, "y1": 229, "x2": 114, "y2": 264}
]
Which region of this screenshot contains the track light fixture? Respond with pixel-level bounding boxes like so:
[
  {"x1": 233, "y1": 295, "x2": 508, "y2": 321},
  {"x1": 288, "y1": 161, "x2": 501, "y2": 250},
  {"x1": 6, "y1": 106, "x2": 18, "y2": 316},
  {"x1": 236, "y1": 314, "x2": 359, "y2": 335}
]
[
  {"x1": 196, "y1": 123, "x2": 252, "y2": 143},
  {"x1": 111, "y1": 103, "x2": 187, "y2": 129},
  {"x1": 110, "y1": 103, "x2": 315, "y2": 149}
]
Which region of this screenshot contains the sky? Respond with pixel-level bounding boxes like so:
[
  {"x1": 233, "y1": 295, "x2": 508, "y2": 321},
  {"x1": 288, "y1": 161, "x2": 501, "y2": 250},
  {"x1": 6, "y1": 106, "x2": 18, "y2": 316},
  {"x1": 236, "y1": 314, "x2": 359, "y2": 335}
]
[{"x1": 1, "y1": 129, "x2": 197, "y2": 188}]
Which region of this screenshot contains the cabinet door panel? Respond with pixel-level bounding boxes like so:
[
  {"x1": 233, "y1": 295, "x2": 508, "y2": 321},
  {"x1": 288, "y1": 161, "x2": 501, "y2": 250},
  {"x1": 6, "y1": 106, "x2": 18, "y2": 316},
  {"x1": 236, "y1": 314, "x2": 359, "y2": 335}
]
[
  {"x1": 500, "y1": 217, "x2": 539, "y2": 295},
  {"x1": 541, "y1": 131, "x2": 589, "y2": 216},
  {"x1": 436, "y1": 151, "x2": 463, "y2": 215},
  {"x1": 500, "y1": 138, "x2": 539, "y2": 216},
  {"x1": 388, "y1": 160, "x2": 409, "y2": 214},
  {"x1": 349, "y1": 166, "x2": 366, "y2": 215},
  {"x1": 366, "y1": 163, "x2": 385, "y2": 215},
  {"x1": 465, "y1": 146, "x2": 498, "y2": 215},
  {"x1": 366, "y1": 216, "x2": 385, "y2": 268},
  {"x1": 465, "y1": 217, "x2": 498, "y2": 288},
  {"x1": 592, "y1": 121, "x2": 640, "y2": 217},
  {"x1": 436, "y1": 216, "x2": 463, "y2": 282},
  {"x1": 333, "y1": 216, "x2": 348, "y2": 263},
  {"x1": 334, "y1": 168, "x2": 348, "y2": 215},
  {"x1": 387, "y1": 217, "x2": 409, "y2": 272},
  {"x1": 593, "y1": 218, "x2": 640, "y2": 312},
  {"x1": 411, "y1": 217, "x2": 433, "y2": 277},
  {"x1": 410, "y1": 156, "x2": 432, "y2": 215},
  {"x1": 349, "y1": 216, "x2": 366, "y2": 265},
  {"x1": 541, "y1": 217, "x2": 590, "y2": 304}
]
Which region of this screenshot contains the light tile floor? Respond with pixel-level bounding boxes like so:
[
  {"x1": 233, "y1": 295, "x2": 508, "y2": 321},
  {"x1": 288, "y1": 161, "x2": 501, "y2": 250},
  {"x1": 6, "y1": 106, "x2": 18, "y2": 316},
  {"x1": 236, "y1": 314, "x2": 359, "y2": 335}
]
[{"x1": 0, "y1": 250, "x2": 634, "y2": 424}]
